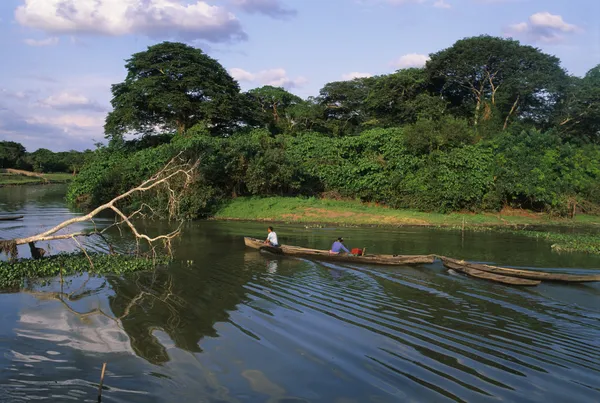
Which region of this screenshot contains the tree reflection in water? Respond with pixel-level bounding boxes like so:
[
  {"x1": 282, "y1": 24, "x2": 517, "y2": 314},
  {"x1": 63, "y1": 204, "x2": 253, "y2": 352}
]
[{"x1": 106, "y1": 262, "x2": 254, "y2": 365}]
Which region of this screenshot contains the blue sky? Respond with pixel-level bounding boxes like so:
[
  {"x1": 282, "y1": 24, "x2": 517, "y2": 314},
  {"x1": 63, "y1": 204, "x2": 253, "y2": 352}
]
[{"x1": 0, "y1": 0, "x2": 598, "y2": 152}]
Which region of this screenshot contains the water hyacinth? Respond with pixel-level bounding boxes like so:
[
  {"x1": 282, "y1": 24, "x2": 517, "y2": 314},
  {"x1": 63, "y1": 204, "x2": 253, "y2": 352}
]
[{"x1": 0, "y1": 253, "x2": 170, "y2": 290}]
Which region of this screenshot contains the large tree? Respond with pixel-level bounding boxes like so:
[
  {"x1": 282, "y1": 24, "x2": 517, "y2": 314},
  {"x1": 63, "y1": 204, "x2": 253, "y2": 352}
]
[
  {"x1": 318, "y1": 77, "x2": 375, "y2": 135},
  {"x1": 105, "y1": 42, "x2": 242, "y2": 140},
  {"x1": 425, "y1": 35, "x2": 568, "y2": 131},
  {"x1": 365, "y1": 68, "x2": 447, "y2": 126},
  {"x1": 245, "y1": 85, "x2": 303, "y2": 133},
  {"x1": 556, "y1": 65, "x2": 600, "y2": 144},
  {"x1": 0, "y1": 141, "x2": 26, "y2": 169}
]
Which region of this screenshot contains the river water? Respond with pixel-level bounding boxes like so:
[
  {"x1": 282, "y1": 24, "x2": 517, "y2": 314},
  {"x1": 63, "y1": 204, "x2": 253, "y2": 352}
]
[{"x1": 1, "y1": 185, "x2": 599, "y2": 402}]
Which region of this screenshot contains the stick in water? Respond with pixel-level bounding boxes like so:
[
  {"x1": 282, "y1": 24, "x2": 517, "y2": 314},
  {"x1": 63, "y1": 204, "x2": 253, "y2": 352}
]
[{"x1": 97, "y1": 362, "x2": 107, "y2": 402}]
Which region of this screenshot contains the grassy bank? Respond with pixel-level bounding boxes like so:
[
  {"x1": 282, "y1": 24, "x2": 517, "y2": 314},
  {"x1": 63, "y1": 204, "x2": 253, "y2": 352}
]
[
  {"x1": 215, "y1": 196, "x2": 600, "y2": 228},
  {"x1": 0, "y1": 172, "x2": 73, "y2": 186},
  {"x1": 215, "y1": 197, "x2": 600, "y2": 254}
]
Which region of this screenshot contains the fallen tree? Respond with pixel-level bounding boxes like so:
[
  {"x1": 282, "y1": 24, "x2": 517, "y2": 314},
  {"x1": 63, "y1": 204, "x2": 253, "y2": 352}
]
[
  {"x1": 1, "y1": 168, "x2": 48, "y2": 182},
  {"x1": 1, "y1": 154, "x2": 199, "y2": 263}
]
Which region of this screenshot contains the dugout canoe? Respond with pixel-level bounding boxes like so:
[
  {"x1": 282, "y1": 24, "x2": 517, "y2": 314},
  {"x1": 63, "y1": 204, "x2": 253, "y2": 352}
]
[
  {"x1": 0, "y1": 215, "x2": 24, "y2": 221},
  {"x1": 244, "y1": 237, "x2": 435, "y2": 265},
  {"x1": 442, "y1": 260, "x2": 541, "y2": 286},
  {"x1": 439, "y1": 256, "x2": 600, "y2": 283}
]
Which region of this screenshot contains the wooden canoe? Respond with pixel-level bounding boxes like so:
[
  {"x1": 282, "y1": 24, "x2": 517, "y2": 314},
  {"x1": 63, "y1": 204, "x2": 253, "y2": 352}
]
[
  {"x1": 442, "y1": 260, "x2": 541, "y2": 286},
  {"x1": 244, "y1": 237, "x2": 435, "y2": 266},
  {"x1": 439, "y1": 256, "x2": 600, "y2": 283},
  {"x1": 0, "y1": 215, "x2": 24, "y2": 221}
]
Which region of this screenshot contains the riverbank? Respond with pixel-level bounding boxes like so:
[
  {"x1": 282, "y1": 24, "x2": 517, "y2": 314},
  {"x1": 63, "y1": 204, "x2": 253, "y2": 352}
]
[
  {"x1": 0, "y1": 172, "x2": 73, "y2": 187},
  {"x1": 215, "y1": 197, "x2": 600, "y2": 254},
  {"x1": 214, "y1": 197, "x2": 600, "y2": 228}
]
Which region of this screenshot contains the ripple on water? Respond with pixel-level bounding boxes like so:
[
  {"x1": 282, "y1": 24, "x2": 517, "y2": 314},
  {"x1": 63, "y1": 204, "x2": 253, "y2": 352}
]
[{"x1": 1, "y1": 194, "x2": 599, "y2": 402}]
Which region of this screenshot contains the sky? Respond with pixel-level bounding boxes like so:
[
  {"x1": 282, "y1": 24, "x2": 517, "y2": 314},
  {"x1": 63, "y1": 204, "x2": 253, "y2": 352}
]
[{"x1": 0, "y1": 0, "x2": 598, "y2": 152}]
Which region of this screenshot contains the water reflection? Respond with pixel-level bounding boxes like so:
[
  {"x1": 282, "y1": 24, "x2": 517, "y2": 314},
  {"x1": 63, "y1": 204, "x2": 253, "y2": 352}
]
[
  {"x1": 107, "y1": 262, "x2": 254, "y2": 365},
  {"x1": 1, "y1": 186, "x2": 600, "y2": 402}
]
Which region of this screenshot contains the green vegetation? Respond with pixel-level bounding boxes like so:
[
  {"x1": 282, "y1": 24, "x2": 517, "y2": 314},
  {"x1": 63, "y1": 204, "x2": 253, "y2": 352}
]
[
  {"x1": 0, "y1": 172, "x2": 73, "y2": 186},
  {"x1": 214, "y1": 196, "x2": 600, "y2": 227},
  {"x1": 105, "y1": 42, "x2": 243, "y2": 138},
  {"x1": 0, "y1": 140, "x2": 92, "y2": 174},
  {"x1": 517, "y1": 232, "x2": 600, "y2": 254},
  {"x1": 64, "y1": 37, "x2": 600, "y2": 226},
  {"x1": 0, "y1": 252, "x2": 169, "y2": 290}
]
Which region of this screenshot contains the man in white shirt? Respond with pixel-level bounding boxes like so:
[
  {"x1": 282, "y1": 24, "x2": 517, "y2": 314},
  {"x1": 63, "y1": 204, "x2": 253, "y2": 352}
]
[{"x1": 265, "y1": 226, "x2": 279, "y2": 247}]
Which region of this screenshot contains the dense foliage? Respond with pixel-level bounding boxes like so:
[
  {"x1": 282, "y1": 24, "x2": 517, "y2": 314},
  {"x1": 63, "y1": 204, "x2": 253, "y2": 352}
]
[
  {"x1": 105, "y1": 42, "x2": 243, "y2": 140},
  {"x1": 0, "y1": 141, "x2": 92, "y2": 174},
  {"x1": 68, "y1": 36, "x2": 600, "y2": 218}
]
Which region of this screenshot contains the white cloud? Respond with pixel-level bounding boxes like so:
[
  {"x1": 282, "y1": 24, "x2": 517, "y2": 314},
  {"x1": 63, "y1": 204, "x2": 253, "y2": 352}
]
[
  {"x1": 232, "y1": 0, "x2": 296, "y2": 18},
  {"x1": 15, "y1": 0, "x2": 246, "y2": 43},
  {"x1": 1, "y1": 89, "x2": 32, "y2": 100},
  {"x1": 391, "y1": 53, "x2": 430, "y2": 69},
  {"x1": 26, "y1": 114, "x2": 105, "y2": 129},
  {"x1": 505, "y1": 12, "x2": 581, "y2": 43},
  {"x1": 341, "y1": 72, "x2": 373, "y2": 80},
  {"x1": 0, "y1": 73, "x2": 122, "y2": 151},
  {"x1": 0, "y1": 107, "x2": 102, "y2": 152},
  {"x1": 39, "y1": 92, "x2": 106, "y2": 112},
  {"x1": 433, "y1": 0, "x2": 451, "y2": 8},
  {"x1": 509, "y1": 22, "x2": 528, "y2": 33},
  {"x1": 529, "y1": 12, "x2": 578, "y2": 32},
  {"x1": 230, "y1": 67, "x2": 308, "y2": 89},
  {"x1": 23, "y1": 37, "x2": 59, "y2": 46},
  {"x1": 229, "y1": 67, "x2": 256, "y2": 82}
]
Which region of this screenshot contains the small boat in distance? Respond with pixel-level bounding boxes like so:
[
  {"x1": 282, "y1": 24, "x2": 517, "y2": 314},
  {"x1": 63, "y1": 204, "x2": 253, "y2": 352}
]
[
  {"x1": 243, "y1": 237, "x2": 435, "y2": 266},
  {"x1": 0, "y1": 215, "x2": 24, "y2": 221}
]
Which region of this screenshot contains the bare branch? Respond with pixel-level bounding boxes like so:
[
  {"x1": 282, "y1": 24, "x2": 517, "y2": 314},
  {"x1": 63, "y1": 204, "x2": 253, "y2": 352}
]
[
  {"x1": 503, "y1": 95, "x2": 520, "y2": 130},
  {"x1": 3, "y1": 154, "x2": 198, "y2": 260}
]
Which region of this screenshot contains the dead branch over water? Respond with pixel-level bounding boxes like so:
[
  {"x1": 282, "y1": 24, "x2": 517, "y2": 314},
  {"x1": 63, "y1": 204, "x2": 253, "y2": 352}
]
[{"x1": 1, "y1": 154, "x2": 198, "y2": 260}]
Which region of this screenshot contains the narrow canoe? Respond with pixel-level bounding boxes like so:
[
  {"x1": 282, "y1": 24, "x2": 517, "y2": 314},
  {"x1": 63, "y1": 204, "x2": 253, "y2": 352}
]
[
  {"x1": 0, "y1": 215, "x2": 24, "y2": 221},
  {"x1": 442, "y1": 260, "x2": 541, "y2": 286},
  {"x1": 438, "y1": 256, "x2": 600, "y2": 283},
  {"x1": 244, "y1": 237, "x2": 435, "y2": 266}
]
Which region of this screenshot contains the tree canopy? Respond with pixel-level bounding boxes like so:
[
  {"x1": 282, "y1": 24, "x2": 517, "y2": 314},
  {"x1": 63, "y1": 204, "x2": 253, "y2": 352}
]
[
  {"x1": 67, "y1": 36, "x2": 600, "y2": 219},
  {"x1": 99, "y1": 37, "x2": 597, "y2": 144},
  {"x1": 105, "y1": 42, "x2": 242, "y2": 140},
  {"x1": 0, "y1": 141, "x2": 91, "y2": 173},
  {"x1": 0, "y1": 141, "x2": 26, "y2": 169},
  {"x1": 245, "y1": 86, "x2": 303, "y2": 133},
  {"x1": 425, "y1": 35, "x2": 568, "y2": 131},
  {"x1": 556, "y1": 64, "x2": 600, "y2": 143}
]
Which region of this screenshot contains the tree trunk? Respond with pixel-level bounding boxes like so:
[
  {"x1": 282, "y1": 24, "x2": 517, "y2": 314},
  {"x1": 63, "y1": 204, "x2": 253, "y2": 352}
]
[
  {"x1": 503, "y1": 95, "x2": 520, "y2": 130},
  {"x1": 474, "y1": 98, "x2": 482, "y2": 127},
  {"x1": 176, "y1": 120, "x2": 186, "y2": 135}
]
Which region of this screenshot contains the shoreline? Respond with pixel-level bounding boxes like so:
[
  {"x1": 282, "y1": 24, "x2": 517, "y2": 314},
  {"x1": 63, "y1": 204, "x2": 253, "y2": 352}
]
[
  {"x1": 211, "y1": 215, "x2": 598, "y2": 230},
  {"x1": 0, "y1": 180, "x2": 71, "y2": 188},
  {"x1": 213, "y1": 197, "x2": 600, "y2": 230},
  {"x1": 212, "y1": 197, "x2": 600, "y2": 254}
]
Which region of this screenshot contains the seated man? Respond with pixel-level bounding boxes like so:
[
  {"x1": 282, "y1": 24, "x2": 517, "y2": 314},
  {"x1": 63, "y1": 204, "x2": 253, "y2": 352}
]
[
  {"x1": 330, "y1": 237, "x2": 350, "y2": 254},
  {"x1": 265, "y1": 226, "x2": 279, "y2": 247}
]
